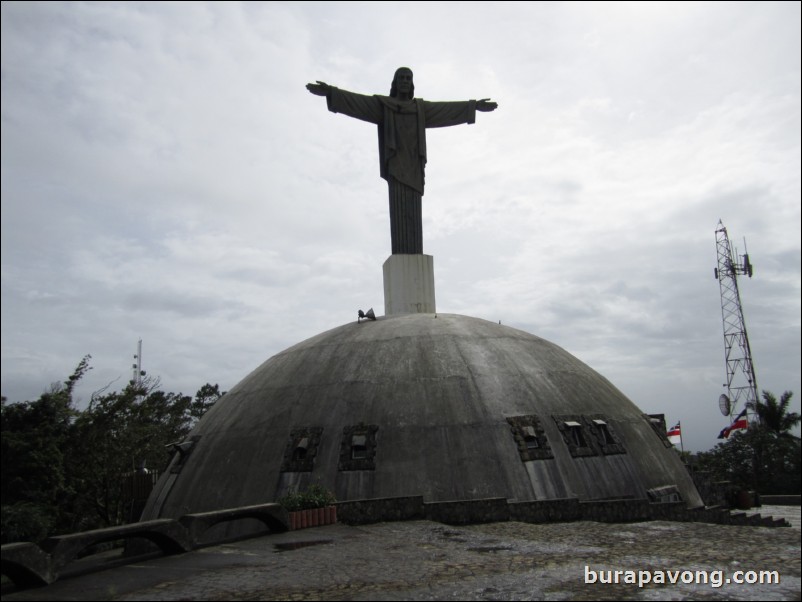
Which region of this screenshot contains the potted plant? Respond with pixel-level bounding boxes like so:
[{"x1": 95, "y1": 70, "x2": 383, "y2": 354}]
[{"x1": 279, "y1": 484, "x2": 337, "y2": 530}]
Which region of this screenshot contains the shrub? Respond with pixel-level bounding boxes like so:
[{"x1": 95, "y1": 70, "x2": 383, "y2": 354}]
[{"x1": 278, "y1": 484, "x2": 336, "y2": 511}]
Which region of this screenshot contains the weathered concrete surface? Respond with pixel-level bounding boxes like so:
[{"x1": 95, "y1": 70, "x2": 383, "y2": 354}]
[
  {"x1": 141, "y1": 313, "x2": 702, "y2": 536},
  {"x1": 179, "y1": 503, "x2": 288, "y2": 546},
  {"x1": 0, "y1": 542, "x2": 53, "y2": 587},
  {"x1": 383, "y1": 254, "x2": 436, "y2": 315},
  {"x1": 40, "y1": 519, "x2": 191, "y2": 576},
  {"x1": 4, "y1": 506, "x2": 798, "y2": 601}
]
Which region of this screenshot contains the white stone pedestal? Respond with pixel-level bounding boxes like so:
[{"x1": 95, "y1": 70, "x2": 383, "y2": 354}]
[{"x1": 383, "y1": 254, "x2": 436, "y2": 315}]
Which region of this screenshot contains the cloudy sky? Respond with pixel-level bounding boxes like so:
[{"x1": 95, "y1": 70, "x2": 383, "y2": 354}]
[{"x1": 2, "y1": 1, "x2": 799, "y2": 452}]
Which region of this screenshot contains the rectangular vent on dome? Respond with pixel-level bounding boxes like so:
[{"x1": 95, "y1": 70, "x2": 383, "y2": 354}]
[
  {"x1": 281, "y1": 428, "x2": 323, "y2": 472},
  {"x1": 505, "y1": 415, "x2": 553, "y2": 461},
  {"x1": 553, "y1": 415, "x2": 597, "y2": 458},
  {"x1": 339, "y1": 423, "x2": 378, "y2": 471},
  {"x1": 587, "y1": 414, "x2": 626, "y2": 455}
]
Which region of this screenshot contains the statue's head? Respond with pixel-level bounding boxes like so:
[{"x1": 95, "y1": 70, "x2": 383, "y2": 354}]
[{"x1": 390, "y1": 67, "x2": 414, "y2": 99}]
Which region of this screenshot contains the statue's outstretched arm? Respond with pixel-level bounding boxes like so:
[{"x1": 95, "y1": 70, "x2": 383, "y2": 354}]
[
  {"x1": 306, "y1": 81, "x2": 331, "y2": 96},
  {"x1": 310, "y1": 83, "x2": 382, "y2": 124},
  {"x1": 476, "y1": 98, "x2": 498, "y2": 112}
]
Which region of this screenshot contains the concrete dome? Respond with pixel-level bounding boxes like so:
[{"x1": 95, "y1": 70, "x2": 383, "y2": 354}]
[{"x1": 143, "y1": 313, "x2": 702, "y2": 520}]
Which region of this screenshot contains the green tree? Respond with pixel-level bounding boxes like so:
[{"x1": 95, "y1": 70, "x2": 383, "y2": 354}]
[
  {"x1": 1, "y1": 356, "x2": 90, "y2": 543},
  {"x1": 190, "y1": 383, "x2": 225, "y2": 422},
  {"x1": 697, "y1": 390, "x2": 801, "y2": 496},
  {"x1": 751, "y1": 390, "x2": 800, "y2": 437},
  {"x1": 747, "y1": 390, "x2": 800, "y2": 495},
  {"x1": 2, "y1": 356, "x2": 216, "y2": 542},
  {"x1": 66, "y1": 378, "x2": 193, "y2": 529}
]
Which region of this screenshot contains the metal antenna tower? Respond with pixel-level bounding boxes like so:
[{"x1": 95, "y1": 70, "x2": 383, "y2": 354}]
[
  {"x1": 131, "y1": 339, "x2": 146, "y2": 389},
  {"x1": 713, "y1": 220, "x2": 757, "y2": 421}
]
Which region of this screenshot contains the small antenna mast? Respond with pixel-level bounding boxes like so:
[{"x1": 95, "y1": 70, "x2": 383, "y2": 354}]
[{"x1": 132, "y1": 339, "x2": 146, "y2": 388}]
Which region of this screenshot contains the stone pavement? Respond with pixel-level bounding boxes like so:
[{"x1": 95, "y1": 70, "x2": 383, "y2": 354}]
[{"x1": 3, "y1": 506, "x2": 799, "y2": 601}]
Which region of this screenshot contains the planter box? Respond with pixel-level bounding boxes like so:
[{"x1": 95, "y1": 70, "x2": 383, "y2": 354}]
[{"x1": 288, "y1": 506, "x2": 337, "y2": 530}]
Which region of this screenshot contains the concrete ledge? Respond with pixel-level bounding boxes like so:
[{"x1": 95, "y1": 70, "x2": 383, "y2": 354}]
[
  {"x1": 580, "y1": 498, "x2": 651, "y2": 522},
  {"x1": 425, "y1": 498, "x2": 509, "y2": 525},
  {"x1": 41, "y1": 519, "x2": 192, "y2": 576},
  {"x1": 1, "y1": 542, "x2": 53, "y2": 587},
  {"x1": 337, "y1": 496, "x2": 425, "y2": 525},
  {"x1": 509, "y1": 498, "x2": 582, "y2": 523},
  {"x1": 761, "y1": 495, "x2": 801, "y2": 506},
  {"x1": 179, "y1": 503, "x2": 288, "y2": 546}
]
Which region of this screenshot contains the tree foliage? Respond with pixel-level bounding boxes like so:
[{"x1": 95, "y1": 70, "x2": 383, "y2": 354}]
[
  {"x1": 696, "y1": 390, "x2": 801, "y2": 495},
  {"x1": 1, "y1": 357, "x2": 222, "y2": 543},
  {"x1": 278, "y1": 483, "x2": 337, "y2": 511},
  {"x1": 191, "y1": 383, "x2": 225, "y2": 422},
  {"x1": 751, "y1": 390, "x2": 801, "y2": 436},
  {"x1": 1, "y1": 357, "x2": 87, "y2": 542},
  {"x1": 66, "y1": 379, "x2": 193, "y2": 530}
]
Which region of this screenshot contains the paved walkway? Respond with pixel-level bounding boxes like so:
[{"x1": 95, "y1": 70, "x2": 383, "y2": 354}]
[{"x1": 3, "y1": 506, "x2": 800, "y2": 601}]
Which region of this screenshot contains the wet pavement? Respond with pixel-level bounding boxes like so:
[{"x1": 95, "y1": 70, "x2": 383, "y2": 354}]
[{"x1": 3, "y1": 506, "x2": 800, "y2": 601}]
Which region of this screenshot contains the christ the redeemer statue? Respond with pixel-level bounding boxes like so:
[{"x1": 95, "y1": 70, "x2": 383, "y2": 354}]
[{"x1": 307, "y1": 67, "x2": 497, "y2": 255}]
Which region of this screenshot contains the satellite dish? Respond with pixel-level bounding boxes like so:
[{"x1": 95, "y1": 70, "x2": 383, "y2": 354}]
[{"x1": 718, "y1": 394, "x2": 731, "y2": 417}]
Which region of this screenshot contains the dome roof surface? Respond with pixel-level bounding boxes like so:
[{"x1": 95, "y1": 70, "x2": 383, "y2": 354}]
[{"x1": 144, "y1": 313, "x2": 701, "y2": 519}]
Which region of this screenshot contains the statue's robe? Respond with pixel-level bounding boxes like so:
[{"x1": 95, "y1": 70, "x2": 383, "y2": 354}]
[{"x1": 327, "y1": 88, "x2": 477, "y2": 254}]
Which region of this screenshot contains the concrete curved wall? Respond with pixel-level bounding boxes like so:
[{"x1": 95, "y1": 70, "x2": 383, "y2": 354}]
[{"x1": 143, "y1": 313, "x2": 701, "y2": 521}]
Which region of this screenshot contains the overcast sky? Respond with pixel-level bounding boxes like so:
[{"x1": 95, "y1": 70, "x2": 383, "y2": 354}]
[{"x1": 2, "y1": 1, "x2": 799, "y2": 452}]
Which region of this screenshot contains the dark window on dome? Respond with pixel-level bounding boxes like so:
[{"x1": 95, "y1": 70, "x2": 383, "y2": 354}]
[
  {"x1": 565, "y1": 422, "x2": 586, "y2": 447},
  {"x1": 506, "y1": 415, "x2": 553, "y2": 461},
  {"x1": 339, "y1": 424, "x2": 378, "y2": 471},
  {"x1": 587, "y1": 416, "x2": 626, "y2": 454},
  {"x1": 593, "y1": 420, "x2": 615, "y2": 445},
  {"x1": 523, "y1": 426, "x2": 540, "y2": 450},
  {"x1": 281, "y1": 428, "x2": 323, "y2": 472},
  {"x1": 553, "y1": 415, "x2": 597, "y2": 458},
  {"x1": 351, "y1": 435, "x2": 367, "y2": 459},
  {"x1": 293, "y1": 437, "x2": 310, "y2": 461}
]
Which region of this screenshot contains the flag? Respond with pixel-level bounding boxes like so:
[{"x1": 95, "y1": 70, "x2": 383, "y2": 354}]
[
  {"x1": 667, "y1": 421, "x2": 682, "y2": 446},
  {"x1": 718, "y1": 409, "x2": 748, "y2": 439}
]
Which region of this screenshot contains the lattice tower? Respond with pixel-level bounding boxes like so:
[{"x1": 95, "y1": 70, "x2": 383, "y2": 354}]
[{"x1": 714, "y1": 220, "x2": 757, "y2": 420}]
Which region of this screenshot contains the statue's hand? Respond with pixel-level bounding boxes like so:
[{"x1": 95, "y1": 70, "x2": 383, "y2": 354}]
[
  {"x1": 306, "y1": 81, "x2": 331, "y2": 96},
  {"x1": 477, "y1": 98, "x2": 498, "y2": 112}
]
